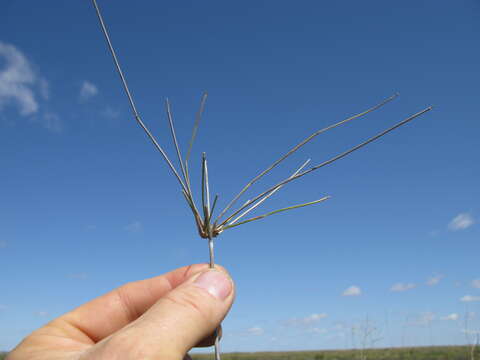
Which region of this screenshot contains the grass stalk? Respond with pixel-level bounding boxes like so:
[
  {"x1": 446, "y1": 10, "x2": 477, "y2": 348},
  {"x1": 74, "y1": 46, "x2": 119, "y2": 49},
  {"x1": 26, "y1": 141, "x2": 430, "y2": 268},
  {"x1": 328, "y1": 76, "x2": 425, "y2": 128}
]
[
  {"x1": 215, "y1": 93, "x2": 399, "y2": 223},
  {"x1": 219, "y1": 106, "x2": 432, "y2": 228},
  {"x1": 228, "y1": 159, "x2": 311, "y2": 226},
  {"x1": 223, "y1": 196, "x2": 330, "y2": 230}
]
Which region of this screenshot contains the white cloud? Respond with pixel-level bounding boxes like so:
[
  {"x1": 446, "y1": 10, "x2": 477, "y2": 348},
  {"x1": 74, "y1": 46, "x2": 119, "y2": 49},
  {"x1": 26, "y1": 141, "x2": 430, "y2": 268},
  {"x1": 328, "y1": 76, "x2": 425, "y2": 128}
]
[
  {"x1": 391, "y1": 283, "x2": 416, "y2": 292},
  {"x1": 0, "y1": 240, "x2": 7, "y2": 249},
  {"x1": 286, "y1": 313, "x2": 328, "y2": 327},
  {"x1": 461, "y1": 295, "x2": 480, "y2": 302},
  {"x1": 79, "y1": 80, "x2": 98, "y2": 101},
  {"x1": 0, "y1": 42, "x2": 40, "y2": 115},
  {"x1": 448, "y1": 213, "x2": 474, "y2": 231},
  {"x1": 426, "y1": 274, "x2": 444, "y2": 286},
  {"x1": 125, "y1": 220, "x2": 142, "y2": 233},
  {"x1": 36, "y1": 311, "x2": 49, "y2": 317},
  {"x1": 441, "y1": 313, "x2": 459, "y2": 321},
  {"x1": 246, "y1": 326, "x2": 264, "y2": 336},
  {"x1": 472, "y1": 279, "x2": 480, "y2": 289},
  {"x1": 342, "y1": 285, "x2": 361, "y2": 296},
  {"x1": 0, "y1": 42, "x2": 59, "y2": 132}
]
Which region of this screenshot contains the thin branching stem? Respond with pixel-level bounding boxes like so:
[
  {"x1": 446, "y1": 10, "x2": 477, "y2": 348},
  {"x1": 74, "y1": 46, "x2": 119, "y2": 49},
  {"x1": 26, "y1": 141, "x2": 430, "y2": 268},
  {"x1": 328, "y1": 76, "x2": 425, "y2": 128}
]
[
  {"x1": 185, "y1": 93, "x2": 208, "y2": 196},
  {"x1": 201, "y1": 153, "x2": 207, "y2": 221},
  {"x1": 219, "y1": 107, "x2": 432, "y2": 228},
  {"x1": 91, "y1": 0, "x2": 188, "y2": 194},
  {"x1": 223, "y1": 196, "x2": 330, "y2": 230},
  {"x1": 205, "y1": 155, "x2": 211, "y2": 218},
  {"x1": 229, "y1": 159, "x2": 311, "y2": 226},
  {"x1": 215, "y1": 93, "x2": 400, "y2": 223},
  {"x1": 186, "y1": 92, "x2": 208, "y2": 164},
  {"x1": 166, "y1": 99, "x2": 189, "y2": 189},
  {"x1": 209, "y1": 194, "x2": 219, "y2": 224},
  {"x1": 165, "y1": 99, "x2": 203, "y2": 217}
]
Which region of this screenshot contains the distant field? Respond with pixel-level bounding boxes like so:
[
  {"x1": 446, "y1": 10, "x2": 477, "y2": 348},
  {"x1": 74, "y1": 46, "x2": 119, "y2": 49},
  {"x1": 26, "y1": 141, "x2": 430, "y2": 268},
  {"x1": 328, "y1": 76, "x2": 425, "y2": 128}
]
[
  {"x1": 192, "y1": 346, "x2": 477, "y2": 360},
  {"x1": 1, "y1": 346, "x2": 477, "y2": 359}
]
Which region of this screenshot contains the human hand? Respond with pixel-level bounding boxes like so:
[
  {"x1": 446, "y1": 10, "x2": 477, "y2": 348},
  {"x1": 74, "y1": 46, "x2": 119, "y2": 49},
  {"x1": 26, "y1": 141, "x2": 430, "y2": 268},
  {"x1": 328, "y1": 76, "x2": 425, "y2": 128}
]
[{"x1": 7, "y1": 264, "x2": 235, "y2": 360}]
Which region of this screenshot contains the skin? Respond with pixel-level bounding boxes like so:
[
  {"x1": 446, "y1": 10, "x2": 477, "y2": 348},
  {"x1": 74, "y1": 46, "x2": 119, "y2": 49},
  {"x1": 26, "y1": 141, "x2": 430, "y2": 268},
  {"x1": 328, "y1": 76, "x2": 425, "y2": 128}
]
[{"x1": 7, "y1": 264, "x2": 235, "y2": 360}]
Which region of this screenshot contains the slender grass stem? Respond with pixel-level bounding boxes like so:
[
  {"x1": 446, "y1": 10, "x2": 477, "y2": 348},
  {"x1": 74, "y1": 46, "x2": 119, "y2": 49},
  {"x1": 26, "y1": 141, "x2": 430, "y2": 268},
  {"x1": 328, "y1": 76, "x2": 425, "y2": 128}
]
[
  {"x1": 205, "y1": 155, "x2": 211, "y2": 219},
  {"x1": 223, "y1": 196, "x2": 330, "y2": 230},
  {"x1": 209, "y1": 194, "x2": 219, "y2": 224},
  {"x1": 220, "y1": 107, "x2": 432, "y2": 227},
  {"x1": 208, "y1": 237, "x2": 214, "y2": 267},
  {"x1": 201, "y1": 153, "x2": 207, "y2": 221},
  {"x1": 91, "y1": 0, "x2": 187, "y2": 194},
  {"x1": 228, "y1": 159, "x2": 311, "y2": 226},
  {"x1": 215, "y1": 93, "x2": 399, "y2": 224},
  {"x1": 186, "y1": 93, "x2": 208, "y2": 164},
  {"x1": 166, "y1": 99, "x2": 189, "y2": 190},
  {"x1": 207, "y1": 235, "x2": 221, "y2": 360}
]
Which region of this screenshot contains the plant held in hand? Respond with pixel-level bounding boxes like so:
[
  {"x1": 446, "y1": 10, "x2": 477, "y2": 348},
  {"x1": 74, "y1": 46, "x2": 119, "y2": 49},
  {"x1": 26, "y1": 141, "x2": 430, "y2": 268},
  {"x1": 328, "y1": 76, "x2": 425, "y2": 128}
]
[{"x1": 91, "y1": 1, "x2": 432, "y2": 358}]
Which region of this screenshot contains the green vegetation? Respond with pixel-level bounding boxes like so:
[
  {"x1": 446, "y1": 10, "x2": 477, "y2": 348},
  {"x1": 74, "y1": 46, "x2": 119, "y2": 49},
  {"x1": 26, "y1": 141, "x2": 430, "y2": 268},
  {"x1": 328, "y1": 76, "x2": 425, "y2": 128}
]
[
  {"x1": 1, "y1": 345, "x2": 477, "y2": 359},
  {"x1": 192, "y1": 346, "x2": 477, "y2": 360}
]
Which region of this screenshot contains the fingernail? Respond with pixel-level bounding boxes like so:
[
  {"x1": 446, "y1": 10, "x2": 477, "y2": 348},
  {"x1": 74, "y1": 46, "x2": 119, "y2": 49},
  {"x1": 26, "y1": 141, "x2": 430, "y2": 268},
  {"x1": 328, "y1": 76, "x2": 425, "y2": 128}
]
[{"x1": 194, "y1": 270, "x2": 232, "y2": 301}]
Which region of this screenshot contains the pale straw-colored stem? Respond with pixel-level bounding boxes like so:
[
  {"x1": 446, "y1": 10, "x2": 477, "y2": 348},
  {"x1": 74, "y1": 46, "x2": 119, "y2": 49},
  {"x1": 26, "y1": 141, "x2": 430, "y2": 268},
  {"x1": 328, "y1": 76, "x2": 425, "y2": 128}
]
[
  {"x1": 215, "y1": 93, "x2": 399, "y2": 224},
  {"x1": 223, "y1": 196, "x2": 330, "y2": 230},
  {"x1": 220, "y1": 107, "x2": 432, "y2": 227},
  {"x1": 91, "y1": 0, "x2": 187, "y2": 194},
  {"x1": 228, "y1": 159, "x2": 311, "y2": 226}
]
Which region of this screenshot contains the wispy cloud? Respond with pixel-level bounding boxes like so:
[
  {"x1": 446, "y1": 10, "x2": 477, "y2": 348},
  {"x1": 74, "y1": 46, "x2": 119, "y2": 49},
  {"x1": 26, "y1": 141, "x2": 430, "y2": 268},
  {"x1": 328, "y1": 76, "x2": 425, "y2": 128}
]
[
  {"x1": 460, "y1": 295, "x2": 480, "y2": 302},
  {"x1": 441, "y1": 313, "x2": 459, "y2": 321},
  {"x1": 79, "y1": 80, "x2": 98, "y2": 101},
  {"x1": 391, "y1": 283, "x2": 416, "y2": 292},
  {"x1": 0, "y1": 42, "x2": 59, "y2": 132},
  {"x1": 342, "y1": 285, "x2": 361, "y2": 296},
  {"x1": 0, "y1": 42, "x2": 43, "y2": 116},
  {"x1": 426, "y1": 274, "x2": 444, "y2": 286},
  {"x1": 0, "y1": 240, "x2": 7, "y2": 249},
  {"x1": 36, "y1": 311, "x2": 49, "y2": 317},
  {"x1": 0, "y1": 304, "x2": 7, "y2": 311},
  {"x1": 286, "y1": 313, "x2": 328, "y2": 327},
  {"x1": 125, "y1": 220, "x2": 142, "y2": 233},
  {"x1": 472, "y1": 279, "x2": 480, "y2": 289},
  {"x1": 448, "y1": 213, "x2": 474, "y2": 231}
]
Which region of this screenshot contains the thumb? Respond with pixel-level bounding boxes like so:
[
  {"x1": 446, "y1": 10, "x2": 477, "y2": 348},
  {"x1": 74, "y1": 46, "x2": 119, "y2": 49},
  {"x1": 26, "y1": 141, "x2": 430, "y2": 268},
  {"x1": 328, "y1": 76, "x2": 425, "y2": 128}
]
[{"x1": 102, "y1": 267, "x2": 235, "y2": 359}]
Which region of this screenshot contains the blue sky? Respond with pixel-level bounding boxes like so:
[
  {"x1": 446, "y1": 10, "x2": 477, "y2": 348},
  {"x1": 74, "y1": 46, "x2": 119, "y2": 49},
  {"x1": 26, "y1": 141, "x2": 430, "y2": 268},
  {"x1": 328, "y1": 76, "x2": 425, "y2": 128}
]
[{"x1": 1, "y1": 0, "x2": 479, "y2": 353}]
